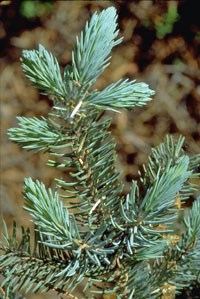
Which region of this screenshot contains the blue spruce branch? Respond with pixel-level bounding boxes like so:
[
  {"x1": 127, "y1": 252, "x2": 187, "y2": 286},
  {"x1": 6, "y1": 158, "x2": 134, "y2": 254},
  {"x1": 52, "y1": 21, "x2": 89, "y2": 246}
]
[{"x1": 1, "y1": 6, "x2": 200, "y2": 299}]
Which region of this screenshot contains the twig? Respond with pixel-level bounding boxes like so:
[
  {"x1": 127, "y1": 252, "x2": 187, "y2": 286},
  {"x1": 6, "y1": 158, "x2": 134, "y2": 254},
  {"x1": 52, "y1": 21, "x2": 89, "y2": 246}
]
[
  {"x1": 54, "y1": 287, "x2": 80, "y2": 299},
  {"x1": 70, "y1": 100, "x2": 83, "y2": 118},
  {"x1": 0, "y1": 287, "x2": 9, "y2": 299}
]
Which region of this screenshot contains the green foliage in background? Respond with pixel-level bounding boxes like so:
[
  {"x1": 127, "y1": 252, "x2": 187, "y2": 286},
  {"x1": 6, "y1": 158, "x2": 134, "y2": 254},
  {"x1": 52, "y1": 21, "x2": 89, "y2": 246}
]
[
  {"x1": 1, "y1": 6, "x2": 200, "y2": 299},
  {"x1": 142, "y1": 3, "x2": 179, "y2": 39},
  {"x1": 20, "y1": 0, "x2": 53, "y2": 19},
  {"x1": 155, "y1": 4, "x2": 179, "y2": 39}
]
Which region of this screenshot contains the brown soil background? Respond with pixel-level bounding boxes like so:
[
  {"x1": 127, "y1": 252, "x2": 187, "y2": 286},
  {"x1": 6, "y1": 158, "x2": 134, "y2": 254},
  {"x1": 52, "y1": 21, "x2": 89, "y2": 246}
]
[{"x1": 0, "y1": 1, "x2": 200, "y2": 298}]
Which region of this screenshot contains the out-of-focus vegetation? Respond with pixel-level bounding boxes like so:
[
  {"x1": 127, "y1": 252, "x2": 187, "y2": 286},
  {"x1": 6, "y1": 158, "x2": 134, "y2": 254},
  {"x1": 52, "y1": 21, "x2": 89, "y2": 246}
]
[
  {"x1": 142, "y1": 2, "x2": 180, "y2": 39},
  {"x1": 155, "y1": 3, "x2": 179, "y2": 39},
  {"x1": 20, "y1": 0, "x2": 53, "y2": 19},
  {"x1": 0, "y1": 1, "x2": 199, "y2": 298}
]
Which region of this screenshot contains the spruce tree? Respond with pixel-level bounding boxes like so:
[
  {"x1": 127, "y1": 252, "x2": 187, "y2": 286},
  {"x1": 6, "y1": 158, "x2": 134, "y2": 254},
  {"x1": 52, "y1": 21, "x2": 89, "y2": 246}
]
[{"x1": 1, "y1": 7, "x2": 200, "y2": 299}]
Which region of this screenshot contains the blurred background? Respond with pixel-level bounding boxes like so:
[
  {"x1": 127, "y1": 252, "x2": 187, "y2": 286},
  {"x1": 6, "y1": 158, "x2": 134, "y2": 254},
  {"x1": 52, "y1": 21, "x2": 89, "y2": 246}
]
[{"x1": 0, "y1": 0, "x2": 200, "y2": 298}]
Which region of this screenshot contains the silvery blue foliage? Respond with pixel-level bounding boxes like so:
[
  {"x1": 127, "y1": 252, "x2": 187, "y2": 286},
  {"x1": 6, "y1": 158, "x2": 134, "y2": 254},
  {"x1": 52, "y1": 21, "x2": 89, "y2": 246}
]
[{"x1": 1, "y1": 6, "x2": 200, "y2": 299}]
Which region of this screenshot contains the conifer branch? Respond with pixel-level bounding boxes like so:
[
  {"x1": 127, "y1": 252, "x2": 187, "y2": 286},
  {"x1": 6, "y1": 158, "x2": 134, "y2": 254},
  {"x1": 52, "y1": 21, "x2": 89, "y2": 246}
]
[
  {"x1": 8, "y1": 116, "x2": 68, "y2": 152},
  {"x1": 71, "y1": 7, "x2": 122, "y2": 87},
  {"x1": 1, "y1": 6, "x2": 200, "y2": 299},
  {"x1": 21, "y1": 44, "x2": 66, "y2": 98},
  {"x1": 85, "y1": 79, "x2": 155, "y2": 111}
]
